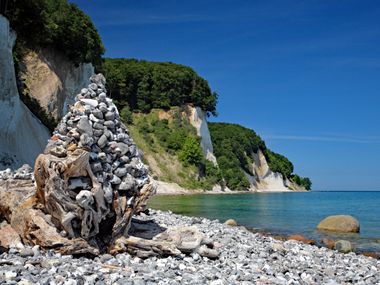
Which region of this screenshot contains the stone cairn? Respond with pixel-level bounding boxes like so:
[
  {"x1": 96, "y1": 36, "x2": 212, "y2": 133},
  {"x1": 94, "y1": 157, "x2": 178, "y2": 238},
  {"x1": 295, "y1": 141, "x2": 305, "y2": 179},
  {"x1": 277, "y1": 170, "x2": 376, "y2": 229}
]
[
  {"x1": 0, "y1": 74, "x2": 218, "y2": 258},
  {"x1": 31, "y1": 74, "x2": 156, "y2": 254}
]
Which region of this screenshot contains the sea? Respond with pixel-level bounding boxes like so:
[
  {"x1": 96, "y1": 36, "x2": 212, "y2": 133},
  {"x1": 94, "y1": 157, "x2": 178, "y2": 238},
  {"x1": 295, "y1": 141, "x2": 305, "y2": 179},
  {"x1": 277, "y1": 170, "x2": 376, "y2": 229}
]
[{"x1": 148, "y1": 191, "x2": 380, "y2": 254}]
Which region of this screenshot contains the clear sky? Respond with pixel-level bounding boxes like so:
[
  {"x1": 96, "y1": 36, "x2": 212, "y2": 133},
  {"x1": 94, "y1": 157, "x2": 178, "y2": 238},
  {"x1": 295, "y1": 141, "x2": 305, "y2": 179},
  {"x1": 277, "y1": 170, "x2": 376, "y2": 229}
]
[{"x1": 72, "y1": 0, "x2": 380, "y2": 191}]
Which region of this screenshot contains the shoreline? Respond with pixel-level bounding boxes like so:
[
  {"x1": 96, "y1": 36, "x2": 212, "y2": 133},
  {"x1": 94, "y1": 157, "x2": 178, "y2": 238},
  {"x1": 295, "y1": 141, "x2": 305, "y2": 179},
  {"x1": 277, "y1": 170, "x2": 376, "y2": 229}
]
[
  {"x1": 0, "y1": 209, "x2": 379, "y2": 284},
  {"x1": 155, "y1": 180, "x2": 308, "y2": 195}
]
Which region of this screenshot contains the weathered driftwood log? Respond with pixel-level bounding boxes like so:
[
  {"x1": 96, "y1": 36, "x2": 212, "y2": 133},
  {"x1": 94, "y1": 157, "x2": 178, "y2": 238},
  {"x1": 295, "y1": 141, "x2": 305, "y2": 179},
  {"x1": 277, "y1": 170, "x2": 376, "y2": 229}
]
[
  {"x1": 0, "y1": 179, "x2": 99, "y2": 256},
  {"x1": 0, "y1": 179, "x2": 218, "y2": 258}
]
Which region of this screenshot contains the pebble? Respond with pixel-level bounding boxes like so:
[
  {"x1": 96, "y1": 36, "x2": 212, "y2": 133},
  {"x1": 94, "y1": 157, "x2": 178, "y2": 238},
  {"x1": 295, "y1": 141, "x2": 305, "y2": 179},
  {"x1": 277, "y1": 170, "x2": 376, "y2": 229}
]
[{"x1": 0, "y1": 209, "x2": 378, "y2": 285}]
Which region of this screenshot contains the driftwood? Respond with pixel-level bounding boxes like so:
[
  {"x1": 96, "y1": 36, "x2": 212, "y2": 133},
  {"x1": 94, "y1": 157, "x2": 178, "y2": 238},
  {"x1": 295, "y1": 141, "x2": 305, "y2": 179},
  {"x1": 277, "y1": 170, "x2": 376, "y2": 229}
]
[{"x1": 0, "y1": 179, "x2": 218, "y2": 258}]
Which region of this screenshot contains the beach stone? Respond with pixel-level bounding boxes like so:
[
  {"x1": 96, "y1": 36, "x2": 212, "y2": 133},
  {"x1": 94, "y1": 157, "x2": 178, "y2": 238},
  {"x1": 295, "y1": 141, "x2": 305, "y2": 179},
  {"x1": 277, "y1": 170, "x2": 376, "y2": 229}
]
[
  {"x1": 77, "y1": 116, "x2": 93, "y2": 136},
  {"x1": 104, "y1": 111, "x2": 115, "y2": 121},
  {"x1": 93, "y1": 122, "x2": 105, "y2": 130},
  {"x1": 288, "y1": 234, "x2": 315, "y2": 245},
  {"x1": 89, "y1": 83, "x2": 98, "y2": 91},
  {"x1": 321, "y1": 237, "x2": 335, "y2": 249},
  {"x1": 97, "y1": 134, "x2": 108, "y2": 148},
  {"x1": 119, "y1": 174, "x2": 136, "y2": 191},
  {"x1": 80, "y1": 98, "x2": 98, "y2": 108},
  {"x1": 224, "y1": 219, "x2": 237, "y2": 227},
  {"x1": 19, "y1": 248, "x2": 34, "y2": 257},
  {"x1": 334, "y1": 240, "x2": 352, "y2": 253},
  {"x1": 114, "y1": 167, "x2": 127, "y2": 178},
  {"x1": 317, "y1": 215, "x2": 360, "y2": 233},
  {"x1": 99, "y1": 103, "x2": 108, "y2": 113},
  {"x1": 92, "y1": 109, "x2": 103, "y2": 119},
  {"x1": 104, "y1": 120, "x2": 115, "y2": 129}
]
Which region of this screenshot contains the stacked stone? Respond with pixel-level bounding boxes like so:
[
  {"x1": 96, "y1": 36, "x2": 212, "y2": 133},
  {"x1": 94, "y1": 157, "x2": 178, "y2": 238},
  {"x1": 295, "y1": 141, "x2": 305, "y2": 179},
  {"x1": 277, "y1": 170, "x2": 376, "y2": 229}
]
[{"x1": 50, "y1": 73, "x2": 149, "y2": 203}]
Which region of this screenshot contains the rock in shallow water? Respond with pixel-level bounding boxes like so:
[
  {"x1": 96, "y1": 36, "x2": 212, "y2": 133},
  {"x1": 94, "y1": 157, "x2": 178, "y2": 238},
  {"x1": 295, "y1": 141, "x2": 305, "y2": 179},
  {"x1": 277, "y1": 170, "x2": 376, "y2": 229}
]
[{"x1": 317, "y1": 215, "x2": 360, "y2": 233}]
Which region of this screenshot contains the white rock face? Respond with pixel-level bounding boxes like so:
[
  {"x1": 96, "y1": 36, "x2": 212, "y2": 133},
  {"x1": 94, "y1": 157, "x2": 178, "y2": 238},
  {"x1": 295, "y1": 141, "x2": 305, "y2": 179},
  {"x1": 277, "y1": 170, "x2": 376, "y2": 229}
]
[
  {"x1": 248, "y1": 149, "x2": 291, "y2": 191},
  {"x1": 0, "y1": 15, "x2": 50, "y2": 169},
  {"x1": 19, "y1": 48, "x2": 94, "y2": 120},
  {"x1": 187, "y1": 106, "x2": 218, "y2": 166}
]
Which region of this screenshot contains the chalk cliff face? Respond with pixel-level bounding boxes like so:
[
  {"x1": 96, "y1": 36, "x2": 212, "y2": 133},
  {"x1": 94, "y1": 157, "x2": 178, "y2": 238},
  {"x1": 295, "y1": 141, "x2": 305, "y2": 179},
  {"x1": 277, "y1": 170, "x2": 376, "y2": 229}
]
[
  {"x1": 187, "y1": 106, "x2": 218, "y2": 166},
  {"x1": 19, "y1": 49, "x2": 94, "y2": 120},
  {"x1": 245, "y1": 149, "x2": 305, "y2": 191},
  {"x1": 0, "y1": 15, "x2": 50, "y2": 168},
  {"x1": 250, "y1": 149, "x2": 290, "y2": 191}
]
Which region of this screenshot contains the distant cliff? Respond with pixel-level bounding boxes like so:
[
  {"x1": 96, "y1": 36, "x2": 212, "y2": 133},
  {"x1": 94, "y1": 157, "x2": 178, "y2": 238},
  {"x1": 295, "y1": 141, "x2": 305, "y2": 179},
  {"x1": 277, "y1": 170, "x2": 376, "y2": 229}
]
[{"x1": 209, "y1": 122, "x2": 311, "y2": 191}]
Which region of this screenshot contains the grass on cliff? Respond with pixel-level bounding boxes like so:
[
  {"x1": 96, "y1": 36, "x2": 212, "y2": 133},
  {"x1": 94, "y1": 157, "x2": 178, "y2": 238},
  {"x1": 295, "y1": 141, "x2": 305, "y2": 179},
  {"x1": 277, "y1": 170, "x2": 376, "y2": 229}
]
[{"x1": 123, "y1": 107, "x2": 222, "y2": 190}]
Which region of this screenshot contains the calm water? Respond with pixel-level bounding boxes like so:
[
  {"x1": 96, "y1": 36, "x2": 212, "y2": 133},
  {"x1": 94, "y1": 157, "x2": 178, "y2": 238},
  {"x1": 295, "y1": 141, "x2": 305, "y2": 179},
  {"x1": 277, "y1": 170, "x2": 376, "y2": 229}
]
[{"x1": 149, "y1": 191, "x2": 380, "y2": 253}]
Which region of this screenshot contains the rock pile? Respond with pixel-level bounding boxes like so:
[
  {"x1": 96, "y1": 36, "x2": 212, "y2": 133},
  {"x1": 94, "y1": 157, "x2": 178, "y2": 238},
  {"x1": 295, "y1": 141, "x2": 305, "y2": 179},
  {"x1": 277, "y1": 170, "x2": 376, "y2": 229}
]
[
  {"x1": 33, "y1": 73, "x2": 154, "y2": 245},
  {"x1": 0, "y1": 210, "x2": 379, "y2": 284},
  {"x1": 52, "y1": 73, "x2": 149, "y2": 197}
]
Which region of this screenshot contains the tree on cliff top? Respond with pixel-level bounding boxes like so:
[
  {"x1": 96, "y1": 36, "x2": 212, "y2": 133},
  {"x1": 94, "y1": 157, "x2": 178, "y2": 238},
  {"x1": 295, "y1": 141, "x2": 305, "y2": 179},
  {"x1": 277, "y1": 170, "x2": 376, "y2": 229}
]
[
  {"x1": 101, "y1": 58, "x2": 218, "y2": 116},
  {"x1": 3, "y1": 0, "x2": 104, "y2": 66}
]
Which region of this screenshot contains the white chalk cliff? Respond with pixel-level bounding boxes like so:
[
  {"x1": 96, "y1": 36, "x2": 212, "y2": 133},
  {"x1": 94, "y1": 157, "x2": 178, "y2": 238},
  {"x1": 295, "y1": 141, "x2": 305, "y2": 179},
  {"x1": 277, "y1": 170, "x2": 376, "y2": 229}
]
[
  {"x1": 0, "y1": 15, "x2": 50, "y2": 169},
  {"x1": 244, "y1": 149, "x2": 305, "y2": 191},
  {"x1": 19, "y1": 48, "x2": 94, "y2": 120},
  {"x1": 187, "y1": 106, "x2": 218, "y2": 166}
]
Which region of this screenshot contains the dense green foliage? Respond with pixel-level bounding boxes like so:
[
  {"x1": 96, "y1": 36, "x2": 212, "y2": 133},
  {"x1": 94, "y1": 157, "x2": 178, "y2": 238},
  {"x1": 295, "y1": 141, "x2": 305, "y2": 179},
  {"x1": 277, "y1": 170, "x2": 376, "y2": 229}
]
[
  {"x1": 101, "y1": 58, "x2": 218, "y2": 116},
  {"x1": 291, "y1": 174, "x2": 312, "y2": 190},
  {"x1": 209, "y1": 122, "x2": 311, "y2": 190},
  {"x1": 265, "y1": 149, "x2": 294, "y2": 179},
  {"x1": 127, "y1": 108, "x2": 222, "y2": 189},
  {"x1": 209, "y1": 123, "x2": 266, "y2": 189},
  {"x1": 3, "y1": 0, "x2": 104, "y2": 66}
]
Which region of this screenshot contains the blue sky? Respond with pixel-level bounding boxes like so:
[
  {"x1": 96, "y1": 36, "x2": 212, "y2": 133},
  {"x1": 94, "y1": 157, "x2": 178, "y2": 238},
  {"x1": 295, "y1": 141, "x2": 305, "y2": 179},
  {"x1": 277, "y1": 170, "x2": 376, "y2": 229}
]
[{"x1": 72, "y1": 0, "x2": 380, "y2": 190}]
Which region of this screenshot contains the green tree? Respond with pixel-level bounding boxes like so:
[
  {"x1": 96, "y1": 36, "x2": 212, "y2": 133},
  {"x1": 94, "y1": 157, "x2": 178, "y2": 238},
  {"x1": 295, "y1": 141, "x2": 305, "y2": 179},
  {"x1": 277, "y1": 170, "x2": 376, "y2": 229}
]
[
  {"x1": 102, "y1": 58, "x2": 218, "y2": 115},
  {"x1": 179, "y1": 137, "x2": 203, "y2": 166}
]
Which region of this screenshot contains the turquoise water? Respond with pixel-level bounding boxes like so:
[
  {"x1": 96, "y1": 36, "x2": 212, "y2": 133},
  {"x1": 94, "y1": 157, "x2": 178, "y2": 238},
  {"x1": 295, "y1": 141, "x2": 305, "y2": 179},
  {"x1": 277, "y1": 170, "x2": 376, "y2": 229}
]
[{"x1": 149, "y1": 191, "x2": 380, "y2": 253}]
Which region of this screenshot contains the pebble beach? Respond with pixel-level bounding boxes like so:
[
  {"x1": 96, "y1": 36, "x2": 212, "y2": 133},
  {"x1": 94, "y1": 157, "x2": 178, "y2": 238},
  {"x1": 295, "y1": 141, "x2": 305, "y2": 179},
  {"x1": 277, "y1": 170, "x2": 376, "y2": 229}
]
[{"x1": 1, "y1": 209, "x2": 379, "y2": 285}]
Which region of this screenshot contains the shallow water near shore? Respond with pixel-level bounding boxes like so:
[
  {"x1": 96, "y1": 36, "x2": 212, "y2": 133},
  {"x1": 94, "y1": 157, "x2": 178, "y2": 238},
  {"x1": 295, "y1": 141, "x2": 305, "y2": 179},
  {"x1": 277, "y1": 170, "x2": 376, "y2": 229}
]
[{"x1": 149, "y1": 191, "x2": 380, "y2": 253}]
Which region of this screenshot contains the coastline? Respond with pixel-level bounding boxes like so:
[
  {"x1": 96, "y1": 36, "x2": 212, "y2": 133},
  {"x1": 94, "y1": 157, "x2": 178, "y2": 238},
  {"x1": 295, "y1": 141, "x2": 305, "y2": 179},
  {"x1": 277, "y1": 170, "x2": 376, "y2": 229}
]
[
  {"x1": 1, "y1": 209, "x2": 378, "y2": 284},
  {"x1": 155, "y1": 180, "x2": 308, "y2": 195}
]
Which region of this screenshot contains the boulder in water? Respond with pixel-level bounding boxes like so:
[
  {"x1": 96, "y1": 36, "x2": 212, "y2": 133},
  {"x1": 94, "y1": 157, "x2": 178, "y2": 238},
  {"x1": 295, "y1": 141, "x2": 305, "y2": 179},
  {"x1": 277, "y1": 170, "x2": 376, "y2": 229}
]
[
  {"x1": 317, "y1": 215, "x2": 360, "y2": 233},
  {"x1": 224, "y1": 219, "x2": 237, "y2": 227}
]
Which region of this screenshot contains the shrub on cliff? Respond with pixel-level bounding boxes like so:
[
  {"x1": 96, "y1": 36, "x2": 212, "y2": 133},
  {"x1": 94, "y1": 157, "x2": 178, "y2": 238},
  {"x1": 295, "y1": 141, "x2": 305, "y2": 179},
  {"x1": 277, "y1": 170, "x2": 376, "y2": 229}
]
[{"x1": 101, "y1": 58, "x2": 218, "y2": 116}]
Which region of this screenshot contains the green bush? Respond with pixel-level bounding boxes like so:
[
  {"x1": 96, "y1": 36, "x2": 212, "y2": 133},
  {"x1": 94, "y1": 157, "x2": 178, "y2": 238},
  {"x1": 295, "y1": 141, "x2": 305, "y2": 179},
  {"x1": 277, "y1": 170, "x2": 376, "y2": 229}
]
[
  {"x1": 120, "y1": 106, "x2": 133, "y2": 124},
  {"x1": 179, "y1": 137, "x2": 203, "y2": 166}
]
